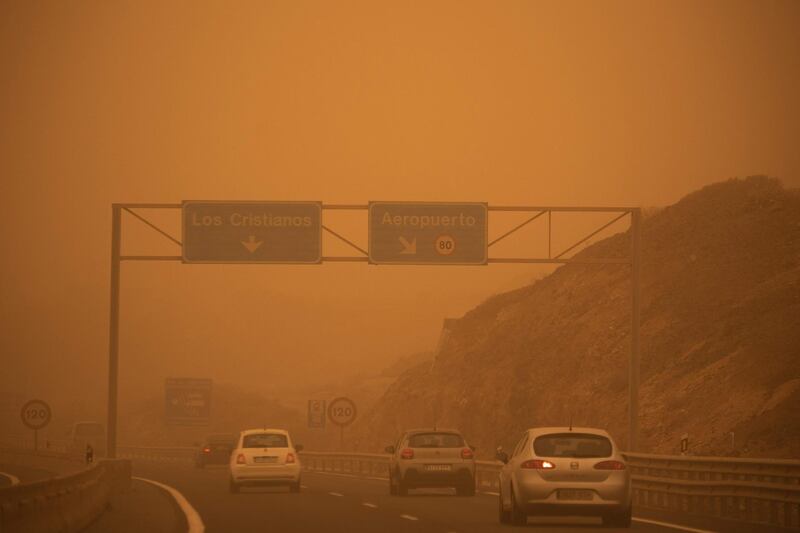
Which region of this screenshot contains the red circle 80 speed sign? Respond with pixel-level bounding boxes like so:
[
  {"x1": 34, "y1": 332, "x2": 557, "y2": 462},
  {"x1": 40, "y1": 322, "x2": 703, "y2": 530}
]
[
  {"x1": 327, "y1": 397, "x2": 357, "y2": 427},
  {"x1": 20, "y1": 399, "x2": 52, "y2": 430}
]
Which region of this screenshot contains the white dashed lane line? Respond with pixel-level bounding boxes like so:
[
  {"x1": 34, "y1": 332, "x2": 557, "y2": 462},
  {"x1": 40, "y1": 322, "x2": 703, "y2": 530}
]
[
  {"x1": 328, "y1": 491, "x2": 344, "y2": 497},
  {"x1": 362, "y1": 503, "x2": 378, "y2": 509},
  {"x1": 400, "y1": 514, "x2": 419, "y2": 521}
]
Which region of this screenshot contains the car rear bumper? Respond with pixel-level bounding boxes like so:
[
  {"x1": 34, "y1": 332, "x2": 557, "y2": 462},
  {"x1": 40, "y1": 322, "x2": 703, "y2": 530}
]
[
  {"x1": 230, "y1": 464, "x2": 301, "y2": 484},
  {"x1": 516, "y1": 473, "x2": 631, "y2": 514},
  {"x1": 401, "y1": 465, "x2": 475, "y2": 487}
]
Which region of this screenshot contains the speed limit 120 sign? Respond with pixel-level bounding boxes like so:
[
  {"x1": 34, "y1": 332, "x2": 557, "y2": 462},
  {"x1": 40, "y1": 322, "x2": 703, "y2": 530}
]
[
  {"x1": 20, "y1": 399, "x2": 52, "y2": 430},
  {"x1": 327, "y1": 397, "x2": 357, "y2": 427}
]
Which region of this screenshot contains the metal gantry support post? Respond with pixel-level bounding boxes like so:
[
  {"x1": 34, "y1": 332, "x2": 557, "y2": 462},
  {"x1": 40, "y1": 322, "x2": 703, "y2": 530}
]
[
  {"x1": 629, "y1": 208, "x2": 642, "y2": 452},
  {"x1": 107, "y1": 204, "x2": 122, "y2": 458}
]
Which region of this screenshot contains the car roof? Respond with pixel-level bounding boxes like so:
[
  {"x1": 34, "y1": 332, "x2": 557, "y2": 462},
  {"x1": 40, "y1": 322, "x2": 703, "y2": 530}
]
[
  {"x1": 404, "y1": 428, "x2": 463, "y2": 435},
  {"x1": 525, "y1": 427, "x2": 612, "y2": 438},
  {"x1": 239, "y1": 428, "x2": 290, "y2": 436}
]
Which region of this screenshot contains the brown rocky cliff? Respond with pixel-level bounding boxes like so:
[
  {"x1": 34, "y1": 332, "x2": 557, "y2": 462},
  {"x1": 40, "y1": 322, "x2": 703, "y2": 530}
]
[{"x1": 352, "y1": 176, "x2": 800, "y2": 458}]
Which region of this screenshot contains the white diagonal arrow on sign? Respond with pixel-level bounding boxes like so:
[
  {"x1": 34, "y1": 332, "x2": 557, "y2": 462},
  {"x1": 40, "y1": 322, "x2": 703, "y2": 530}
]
[
  {"x1": 241, "y1": 235, "x2": 263, "y2": 253},
  {"x1": 399, "y1": 236, "x2": 416, "y2": 254}
]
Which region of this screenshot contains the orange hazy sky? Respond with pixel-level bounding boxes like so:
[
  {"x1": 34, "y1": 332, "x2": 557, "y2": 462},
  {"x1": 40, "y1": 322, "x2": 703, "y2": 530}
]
[{"x1": 1, "y1": 1, "x2": 798, "y2": 414}]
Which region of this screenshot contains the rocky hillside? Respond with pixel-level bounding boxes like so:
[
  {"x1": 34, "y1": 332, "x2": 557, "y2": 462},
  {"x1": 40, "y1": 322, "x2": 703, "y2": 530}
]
[{"x1": 351, "y1": 176, "x2": 800, "y2": 458}]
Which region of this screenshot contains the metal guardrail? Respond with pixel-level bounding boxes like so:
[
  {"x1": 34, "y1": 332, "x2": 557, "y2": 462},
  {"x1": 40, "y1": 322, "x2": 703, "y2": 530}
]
[
  {"x1": 624, "y1": 452, "x2": 800, "y2": 529},
  {"x1": 117, "y1": 445, "x2": 196, "y2": 462},
  {"x1": 117, "y1": 446, "x2": 800, "y2": 529}
]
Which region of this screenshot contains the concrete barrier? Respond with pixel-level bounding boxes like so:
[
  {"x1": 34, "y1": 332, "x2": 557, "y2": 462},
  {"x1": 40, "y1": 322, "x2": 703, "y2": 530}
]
[{"x1": 0, "y1": 458, "x2": 131, "y2": 533}]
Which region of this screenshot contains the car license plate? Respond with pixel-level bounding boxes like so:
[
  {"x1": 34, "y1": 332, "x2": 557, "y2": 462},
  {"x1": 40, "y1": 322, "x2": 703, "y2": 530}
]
[
  {"x1": 424, "y1": 464, "x2": 452, "y2": 472},
  {"x1": 254, "y1": 456, "x2": 277, "y2": 463},
  {"x1": 557, "y1": 489, "x2": 593, "y2": 501}
]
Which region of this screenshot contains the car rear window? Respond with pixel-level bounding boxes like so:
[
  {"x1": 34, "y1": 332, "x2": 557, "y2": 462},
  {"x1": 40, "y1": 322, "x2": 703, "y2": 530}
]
[
  {"x1": 242, "y1": 433, "x2": 289, "y2": 448},
  {"x1": 408, "y1": 433, "x2": 464, "y2": 448},
  {"x1": 533, "y1": 433, "x2": 612, "y2": 458}
]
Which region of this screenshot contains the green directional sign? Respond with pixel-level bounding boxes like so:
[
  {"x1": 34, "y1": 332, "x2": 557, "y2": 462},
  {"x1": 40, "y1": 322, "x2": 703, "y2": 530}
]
[
  {"x1": 368, "y1": 202, "x2": 488, "y2": 265},
  {"x1": 182, "y1": 201, "x2": 322, "y2": 263}
]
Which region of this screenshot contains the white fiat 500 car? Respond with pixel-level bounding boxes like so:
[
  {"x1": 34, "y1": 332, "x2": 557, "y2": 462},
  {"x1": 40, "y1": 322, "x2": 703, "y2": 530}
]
[
  {"x1": 496, "y1": 427, "x2": 631, "y2": 527},
  {"x1": 229, "y1": 428, "x2": 303, "y2": 493}
]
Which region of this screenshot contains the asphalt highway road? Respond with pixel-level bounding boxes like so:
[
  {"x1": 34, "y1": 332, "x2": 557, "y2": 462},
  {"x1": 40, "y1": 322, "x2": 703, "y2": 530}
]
[{"x1": 131, "y1": 460, "x2": 726, "y2": 533}]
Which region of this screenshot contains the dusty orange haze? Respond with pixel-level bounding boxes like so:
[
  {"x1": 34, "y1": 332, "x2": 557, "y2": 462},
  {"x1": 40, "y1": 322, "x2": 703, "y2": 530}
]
[{"x1": 0, "y1": 1, "x2": 798, "y2": 428}]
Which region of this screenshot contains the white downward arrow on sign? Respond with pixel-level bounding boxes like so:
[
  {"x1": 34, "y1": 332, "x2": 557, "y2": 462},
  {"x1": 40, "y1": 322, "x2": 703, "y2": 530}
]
[
  {"x1": 399, "y1": 236, "x2": 417, "y2": 254},
  {"x1": 241, "y1": 235, "x2": 263, "y2": 253}
]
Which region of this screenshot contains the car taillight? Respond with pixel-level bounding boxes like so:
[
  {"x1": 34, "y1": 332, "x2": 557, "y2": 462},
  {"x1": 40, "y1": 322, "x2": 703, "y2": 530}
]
[
  {"x1": 461, "y1": 447, "x2": 474, "y2": 460},
  {"x1": 400, "y1": 448, "x2": 414, "y2": 459},
  {"x1": 520, "y1": 459, "x2": 556, "y2": 469},
  {"x1": 202, "y1": 447, "x2": 211, "y2": 454},
  {"x1": 594, "y1": 460, "x2": 625, "y2": 470},
  {"x1": 236, "y1": 453, "x2": 246, "y2": 464},
  {"x1": 286, "y1": 453, "x2": 296, "y2": 464}
]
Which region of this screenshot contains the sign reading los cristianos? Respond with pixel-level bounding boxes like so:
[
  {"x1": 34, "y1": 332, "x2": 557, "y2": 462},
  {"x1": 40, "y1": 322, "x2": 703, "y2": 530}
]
[
  {"x1": 182, "y1": 201, "x2": 322, "y2": 263},
  {"x1": 368, "y1": 202, "x2": 488, "y2": 265}
]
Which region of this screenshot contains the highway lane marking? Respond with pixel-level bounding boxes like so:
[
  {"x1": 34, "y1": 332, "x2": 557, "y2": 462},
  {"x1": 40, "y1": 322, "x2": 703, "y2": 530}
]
[
  {"x1": 632, "y1": 517, "x2": 715, "y2": 533},
  {"x1": 0, "y1": 471, "x2": 21, "y2": 486},
  {"x1": 328, "y1": 491, "x2": 345, "y2": 497},
  {"x1": 480, "y1": 491, "x2": 499, "y2": 496},
  {"x1": 301, "y1": 485, "x2": 309, "y2": 489},
  {"x1": 362, "y1": 502, "x2": 378, "y2": 508},
  {"x1": 400, "y1": 514, "x2": 419, "y2": 521},
  {"x1": 304, "y1": 470, "x2": 386, "y2": 482},
  {"x1": 133, "y1": 477, "x2": 205, "y2": 533}
]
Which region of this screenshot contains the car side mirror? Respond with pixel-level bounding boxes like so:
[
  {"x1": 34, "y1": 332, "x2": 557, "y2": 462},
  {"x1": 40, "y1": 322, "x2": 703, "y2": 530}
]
[
  {"x1": 295, "y1": 444, "x2": 304, "y2": 452},
  {"x1": 385, "y1": 445, "x2": 395, "y2": 454}
]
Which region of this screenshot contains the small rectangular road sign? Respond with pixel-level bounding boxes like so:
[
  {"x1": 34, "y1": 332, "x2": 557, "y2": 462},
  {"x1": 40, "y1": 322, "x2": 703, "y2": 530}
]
[
  {"x1": 368, "y1": 202, "x2": 488, "y2": 265},
  {"x1": 308, "y1": 399, "x2": 327, "y2": 429},
  {"x1": 165, "y1": 378, "x2": 212, "y2": 426},
  {"x1": 182, "y1": 201, "x2": 322, "y2": 263}
]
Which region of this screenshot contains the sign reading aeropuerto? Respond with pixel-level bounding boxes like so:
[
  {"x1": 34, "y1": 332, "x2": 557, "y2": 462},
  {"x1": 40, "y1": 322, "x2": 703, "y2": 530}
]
[
  {"x1": 165, "y1": 378, "x2": 212, "y2": 426},
  {"x1": 368, "y1": 202, "x2": 488, "y2": 265},
  {"x1": 182, "y1": 201, "x2": 322, "y2": 263}
]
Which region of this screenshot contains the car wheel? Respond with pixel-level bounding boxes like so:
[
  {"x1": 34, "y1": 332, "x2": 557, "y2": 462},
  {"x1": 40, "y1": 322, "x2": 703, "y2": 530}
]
[
  {"x1": 498, "y1": 488, "x2": 511, "y2": 524},
  {"x1": 229, "y1": 478, "x2": 240, "y2": 494},
  {"x1": 388, "y1": 472, "x2": 398, "y2": 495},
  {"x1": 602, "y1": 506, "x2": 632, "y2": 528},
  {"x1": 398, "y1": 477, "x2": 409, "y2": 497},
  {"x1": 456, "y1": 477, "x2": 476, "y2": 497},
  {"x1": 510, "y1": 486, "x2": 526, "y2": 526}
]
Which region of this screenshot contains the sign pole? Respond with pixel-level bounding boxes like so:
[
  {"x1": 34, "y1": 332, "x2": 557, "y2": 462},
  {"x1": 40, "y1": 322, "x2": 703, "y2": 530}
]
[
  {"x1": 34, "y1": 429, "x2": 38, "y2": 451},
  {"x1": 629, "y1": 208, "x2": 642, "y2": 452},
  {"x1": 340, "y1": 426, "x2": 344, "y2": 452},
  {"x1": 107, "y1": 204, "x2": 121, "y2": 459}
]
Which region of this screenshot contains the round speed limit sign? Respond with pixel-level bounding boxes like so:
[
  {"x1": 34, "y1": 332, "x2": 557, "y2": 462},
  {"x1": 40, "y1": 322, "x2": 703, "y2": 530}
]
[
  {"x1": 327, "y1": 397, "x2": 357, "y2": 427},
  {"x1": 20, "y1": 399, "x2": 52, "y2": 430},
  {"x1": 435, "y1": 235, "x2": 456, "y2": 256}
]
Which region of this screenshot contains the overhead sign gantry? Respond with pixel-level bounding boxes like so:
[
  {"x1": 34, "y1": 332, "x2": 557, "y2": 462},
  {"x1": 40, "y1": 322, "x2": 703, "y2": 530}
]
[{"x1": 106, "y1": 200, "x2": 641, "y2": 458}]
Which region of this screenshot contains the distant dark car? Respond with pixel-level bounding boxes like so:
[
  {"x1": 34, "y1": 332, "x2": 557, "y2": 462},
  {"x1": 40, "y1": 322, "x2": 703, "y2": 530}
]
[{"x1": 195, "y1": 434, "x2": 236, "y2": 468}]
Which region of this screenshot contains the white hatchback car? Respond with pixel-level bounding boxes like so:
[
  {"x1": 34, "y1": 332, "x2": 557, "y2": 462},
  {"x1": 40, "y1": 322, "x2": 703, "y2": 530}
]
[
  {"x1": 229, "y1": 428, "x2": 302, "y2": 493},
  {"x1": 496, "y1": 427, "x2": 631, "y2": 527}
]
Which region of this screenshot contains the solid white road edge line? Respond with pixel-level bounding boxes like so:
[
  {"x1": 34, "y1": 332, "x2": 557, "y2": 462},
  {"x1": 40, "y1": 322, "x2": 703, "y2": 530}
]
[
  {"x1": 632, "y1": 517, "x2": 715, "y2": 533},
  {"x1": 133, "y1": 476, "x2": 205, "y2": 533},
  {"x1": 480, "y1": 491, "x2": 499, "y2": 496},
  {"x1": 0, "y1": 472, "x2": 21, "y2": 486},
  {"x1": 400, "y1": 514, "x2": 419, "y2": 521}
]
